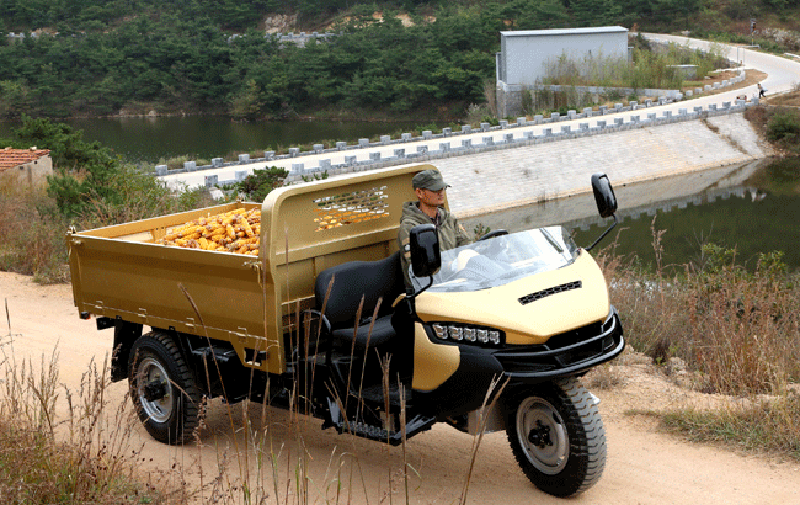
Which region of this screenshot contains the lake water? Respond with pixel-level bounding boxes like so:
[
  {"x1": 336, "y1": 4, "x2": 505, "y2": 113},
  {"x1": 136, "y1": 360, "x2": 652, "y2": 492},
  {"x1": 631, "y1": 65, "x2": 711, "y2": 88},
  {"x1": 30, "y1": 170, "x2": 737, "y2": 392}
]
[
  {"x1": 461, "y1": 159, "x2": 800, "y2": 271},
  {"x1": 0, "y1": 116, "x2": 445, "y2": 163}
]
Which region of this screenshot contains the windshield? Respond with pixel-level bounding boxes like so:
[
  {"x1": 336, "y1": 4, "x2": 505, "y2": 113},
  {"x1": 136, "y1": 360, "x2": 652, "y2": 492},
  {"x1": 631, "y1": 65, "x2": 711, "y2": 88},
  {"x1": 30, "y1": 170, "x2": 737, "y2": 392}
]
[{"x1": 411, "y1": 227, "x2": 578, "y2": 293}]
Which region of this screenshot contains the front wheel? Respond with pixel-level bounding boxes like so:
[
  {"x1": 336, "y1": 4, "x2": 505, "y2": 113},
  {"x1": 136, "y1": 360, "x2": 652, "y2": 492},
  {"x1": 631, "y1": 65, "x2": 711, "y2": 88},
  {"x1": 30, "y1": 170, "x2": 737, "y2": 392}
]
[
  {"x1": 505, "y1": 379, "x2": 606, "y2": 497},
  {"x1": 128, "y1": 331, "x2": 200, "y2": 444}
]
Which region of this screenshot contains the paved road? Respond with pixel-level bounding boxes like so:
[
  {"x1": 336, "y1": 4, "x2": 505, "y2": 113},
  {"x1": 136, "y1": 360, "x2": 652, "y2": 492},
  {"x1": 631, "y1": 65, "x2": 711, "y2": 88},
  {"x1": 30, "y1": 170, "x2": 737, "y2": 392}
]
[{"x1": 161, "y1": 34, "x2": 800, "y2": 191}]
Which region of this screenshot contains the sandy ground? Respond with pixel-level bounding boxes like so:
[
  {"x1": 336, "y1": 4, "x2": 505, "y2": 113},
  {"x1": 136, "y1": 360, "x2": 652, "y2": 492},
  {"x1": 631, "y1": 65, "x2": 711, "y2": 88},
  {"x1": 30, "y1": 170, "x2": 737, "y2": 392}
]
[{"x1": 2, "y1": 270, "x2": 800, "y2": 505}]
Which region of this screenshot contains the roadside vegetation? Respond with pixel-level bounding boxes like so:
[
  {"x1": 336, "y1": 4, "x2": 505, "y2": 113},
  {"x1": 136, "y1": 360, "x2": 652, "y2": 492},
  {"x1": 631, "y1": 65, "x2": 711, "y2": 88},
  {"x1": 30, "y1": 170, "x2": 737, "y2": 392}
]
[{"x1": 595, "y1": 215, "x2": 800, "y2": 458}]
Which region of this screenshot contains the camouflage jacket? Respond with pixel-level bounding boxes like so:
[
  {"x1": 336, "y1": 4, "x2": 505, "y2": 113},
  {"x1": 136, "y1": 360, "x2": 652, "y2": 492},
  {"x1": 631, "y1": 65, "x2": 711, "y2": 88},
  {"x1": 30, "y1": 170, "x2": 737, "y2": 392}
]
[{"x1": 397, "y1": 201, "x2": 471, "y2": 289}]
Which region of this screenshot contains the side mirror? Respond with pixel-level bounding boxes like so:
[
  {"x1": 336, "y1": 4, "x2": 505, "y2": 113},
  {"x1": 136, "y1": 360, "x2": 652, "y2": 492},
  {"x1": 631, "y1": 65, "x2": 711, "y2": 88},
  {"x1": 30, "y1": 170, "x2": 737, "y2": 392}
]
[
  {"x1": 409, "y1": 224, "x2": 441, "y2": 278},
  {"x1": 591, "y1": 173, "x2": 617, "y2": 218}
]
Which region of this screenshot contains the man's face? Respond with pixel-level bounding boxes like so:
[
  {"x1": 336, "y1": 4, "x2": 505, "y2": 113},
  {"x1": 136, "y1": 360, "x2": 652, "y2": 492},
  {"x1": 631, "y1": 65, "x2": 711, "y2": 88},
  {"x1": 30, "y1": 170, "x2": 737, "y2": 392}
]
[{"x1": 416, "y1": 187, "x2": 445, "y2": 207}]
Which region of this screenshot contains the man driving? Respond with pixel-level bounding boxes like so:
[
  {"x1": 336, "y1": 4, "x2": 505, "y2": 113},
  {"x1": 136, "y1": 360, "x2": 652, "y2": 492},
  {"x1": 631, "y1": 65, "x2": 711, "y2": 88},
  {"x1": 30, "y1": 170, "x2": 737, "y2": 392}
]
[{"x1": 398, "y1": 169, "x2": 471, "y2": 289}]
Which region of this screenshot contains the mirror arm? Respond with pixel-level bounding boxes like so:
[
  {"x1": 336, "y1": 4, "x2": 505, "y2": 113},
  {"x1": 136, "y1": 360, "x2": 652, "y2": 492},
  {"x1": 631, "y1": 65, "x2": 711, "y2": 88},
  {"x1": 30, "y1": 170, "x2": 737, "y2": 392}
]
[{"x1": 585, "y1": 214, "x2": 618, "y2": 252}]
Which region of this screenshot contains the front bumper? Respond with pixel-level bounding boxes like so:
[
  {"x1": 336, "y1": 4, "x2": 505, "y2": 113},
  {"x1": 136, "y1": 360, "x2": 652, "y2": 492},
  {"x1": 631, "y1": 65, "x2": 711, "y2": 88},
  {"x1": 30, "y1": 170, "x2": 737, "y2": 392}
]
[{"x1": 492, "y1": 307, "x2": 624, "y2": 383}]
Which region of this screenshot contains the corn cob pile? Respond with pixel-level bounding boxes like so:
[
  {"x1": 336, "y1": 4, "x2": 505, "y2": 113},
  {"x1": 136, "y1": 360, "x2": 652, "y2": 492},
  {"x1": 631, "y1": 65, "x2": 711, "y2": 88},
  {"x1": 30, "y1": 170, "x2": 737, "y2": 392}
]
[{"x1": 159, "y1": 207, "x2": 261, "y2": 255}]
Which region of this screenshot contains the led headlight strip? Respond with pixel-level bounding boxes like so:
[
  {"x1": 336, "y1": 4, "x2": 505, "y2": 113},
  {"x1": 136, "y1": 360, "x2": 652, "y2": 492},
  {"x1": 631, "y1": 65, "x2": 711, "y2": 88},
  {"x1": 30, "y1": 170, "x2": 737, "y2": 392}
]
[{"x1": 431, "y1": 324, "x2": 504, "y2": 345}]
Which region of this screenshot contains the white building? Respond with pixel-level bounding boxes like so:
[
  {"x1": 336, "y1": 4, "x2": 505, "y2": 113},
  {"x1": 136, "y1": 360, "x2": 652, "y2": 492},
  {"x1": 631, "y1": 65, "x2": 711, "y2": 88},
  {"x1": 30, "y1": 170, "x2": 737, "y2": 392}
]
[
  {"x1": 495, "y1": 27, "x2": 629, "y2": 117},
  {"x1": 497, "y1": 27, "x2": 629, "y2": 86}
]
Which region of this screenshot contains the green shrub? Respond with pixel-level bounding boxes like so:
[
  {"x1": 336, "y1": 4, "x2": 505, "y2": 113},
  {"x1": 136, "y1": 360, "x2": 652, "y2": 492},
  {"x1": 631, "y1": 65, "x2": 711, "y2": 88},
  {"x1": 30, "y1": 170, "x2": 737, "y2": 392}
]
[{"x1": 766, "y1": 110, "x2": 800, "y2": 145}]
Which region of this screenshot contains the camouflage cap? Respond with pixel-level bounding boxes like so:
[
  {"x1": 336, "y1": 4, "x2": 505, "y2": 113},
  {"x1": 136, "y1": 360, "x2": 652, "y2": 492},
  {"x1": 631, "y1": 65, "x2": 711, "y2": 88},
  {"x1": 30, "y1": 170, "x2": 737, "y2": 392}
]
[{"x1": 412, "y1": 169, "x2": 450, "y2": 191}]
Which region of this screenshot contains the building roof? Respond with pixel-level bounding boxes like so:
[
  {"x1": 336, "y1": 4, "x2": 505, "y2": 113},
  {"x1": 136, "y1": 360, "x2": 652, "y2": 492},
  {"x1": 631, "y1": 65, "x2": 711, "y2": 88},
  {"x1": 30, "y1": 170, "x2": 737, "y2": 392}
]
[
  {"x1": 501, "y1": 26, "x2": 628, "y2": 37},
  {"x1": 0, "y1": 147, "x2": 51, "y2": 172}
]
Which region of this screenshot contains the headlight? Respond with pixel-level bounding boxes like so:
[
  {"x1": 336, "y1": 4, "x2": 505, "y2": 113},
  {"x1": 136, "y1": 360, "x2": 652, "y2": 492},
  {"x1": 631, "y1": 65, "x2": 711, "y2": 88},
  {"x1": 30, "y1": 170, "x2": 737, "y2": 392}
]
[{"x1": 431, "y1": 323, "x2": 504, "y2": 346}]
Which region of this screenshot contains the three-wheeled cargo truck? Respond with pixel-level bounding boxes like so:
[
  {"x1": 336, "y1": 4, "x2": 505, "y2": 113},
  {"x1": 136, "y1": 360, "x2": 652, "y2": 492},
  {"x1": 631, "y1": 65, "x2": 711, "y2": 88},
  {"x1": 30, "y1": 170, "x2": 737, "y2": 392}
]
[{"x1": 67, "y1": 163, "x2": 624, "y2": 497}]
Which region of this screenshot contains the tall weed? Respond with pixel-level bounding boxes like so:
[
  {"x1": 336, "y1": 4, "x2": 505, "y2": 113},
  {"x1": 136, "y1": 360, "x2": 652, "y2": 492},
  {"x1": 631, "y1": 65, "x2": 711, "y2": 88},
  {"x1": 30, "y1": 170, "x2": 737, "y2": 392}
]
[{"x1": 602, "y1": 220, "x2": 800, "y2": 396}]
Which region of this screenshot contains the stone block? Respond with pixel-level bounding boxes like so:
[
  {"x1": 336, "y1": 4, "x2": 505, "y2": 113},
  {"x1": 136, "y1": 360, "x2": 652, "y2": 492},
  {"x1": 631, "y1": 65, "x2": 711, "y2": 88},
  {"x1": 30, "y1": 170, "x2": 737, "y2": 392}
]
[
  {"x1": 204, "y1": 175, "x2": 218, "y2": 187},
  {"x1": 289, "y1": 147, "x2": 300, "y2": 157},
  {"x1": 709, "y1": 104, "x2": 717, "y2": 111},
  {"x1": 345, "y1": 155, "x2": 357, "y2": 165},
  {"x1": 442, "y1": 128, "x2": 452, "y2": 137},
  {"x1": 401, "y1": 133, "x2": 412, "y2": 141},
  {"x1": 503, "y1": 133, "x2": 513, "y2": 143},
  {"x1": 695, "y1": 88, "x2": 702, "y2": 95},
  {"x1": 534, "y1": 115, "x2": 544, "y2": 124},
  {"x1": 462, "y1": 139, "x2": 472, "y2": 148},
  {"x1": 264, "y1": 150, "x2": 275, "y2": 160},
  {"x1": 647, "y1": 113, "x2": 657, "y2": 121},
  {"x1": 597, "y1": 121, "x2": 607, "y2": 128},
  {"x1": 686, "y1": 90, "x2": 693, "y2": 97},
  {"x1": 483, "y1": 136, "x2": 494, "y2": 146},
  {"x1": 320, "y1": 159, "x2": 331, "y2": 168},
  {"x1": 567, "y1": 110, "x2": 577, "y2": 119},
  {"x1": 550, "y1": 112, "x2": 560, "y2": 120},
  {"x1": 722, "y1": 101, "x2": 731, "y2": 109},
  {"x1": 238, "y1": 154, "x2": 250, "y2": 164},
  {"x1": 369, "y1": 152, "x2": 381, "y2": 161},
  {"x1": 480, "y1": 122, "x2": 491, "y2": 132},
  {"x1": 184, "y1": 161, "x2": 197, "y2": 171},
  {"x1": 614, "y1": 118, "x2": 624, "y2": 126},
  {"x1": 462, "y1": 125, "x2": 472, "y2": 134},
  {"x1": 313, "y1": 144, "x2": 324, "y2": 153},
  {"x1": 336, "y1": 141, "x2": 347, "y2": 150},
  {"x1": 439, "y1": 142, "x2": 450, "y2": 152},
  {"x1": 561, "y1": 125, "x2": 571, "y2": 134},
  {"x1": 291, "y1": 163, "x2": 304, "y2": 174},
  {"x1": 664, "y1": 111, "x2": 673, "y2": 118},
  {"x1": 543, "y1": 128, "x2": 553, "y2": 136},
  {"x1": 422, "y1": 131, "x2": 433, "y2": 139},
  {"x1": 516, "y1": 117, "x2": 527, "y2": 126},
  {"x1": 599, "y1": 105, "x2": 608, "y2": 115},
  {"x1": 580, "y1": 122, "x2": 589, "y2": 130},
  {"x1": 359, "y1": 138, "x2": 369, "y2": 147},
  {"x1": 645, "y1": 100, "x2": 652, "y2": 107},
  {"x1": 499, "y1": 120, "x2": 508, "y2": 128},
  {"x1": 694, "y1": 106, "x2": 703, "y2": 113},
  {"x1": 394, "y1": 148, "x2": 405, "y2": 158},
  {"x1": 614, "y1": 102, "x2": 623, "y2": 110},
  {"x1": 630, "y1": 115, "x2": 640, "y2": 123},
  {"x1": 630, "y1": 101, "x2": 638, "y2": 109},
  {"x1": 417, "y1": 145, "x2": 428, "y2": 154},
  {"x1": 155, "y1": 165, "x2": 167, "y2": 176},
  {"x1": 212, "y1": 158, "x2": 223, "y2": 167},
  {"x1": 704, "y1": 84, "x2": 712, "y2": 91},
  {"x1": 678, "y1": 108, "x2": 687, "y2": 116},
  {"x1": 235, "y1": 171, "x2": 247, "y2": 181},
  {"x1": 525, "y1": 131, "x2": 536, "y2": 139}
]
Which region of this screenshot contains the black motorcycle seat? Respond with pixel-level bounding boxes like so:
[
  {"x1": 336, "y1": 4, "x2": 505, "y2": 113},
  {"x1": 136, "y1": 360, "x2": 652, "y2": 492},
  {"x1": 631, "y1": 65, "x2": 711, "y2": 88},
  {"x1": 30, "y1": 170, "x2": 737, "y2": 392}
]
[{"x1": 314, "y1": 251, "x2": 404, "y2": 349}]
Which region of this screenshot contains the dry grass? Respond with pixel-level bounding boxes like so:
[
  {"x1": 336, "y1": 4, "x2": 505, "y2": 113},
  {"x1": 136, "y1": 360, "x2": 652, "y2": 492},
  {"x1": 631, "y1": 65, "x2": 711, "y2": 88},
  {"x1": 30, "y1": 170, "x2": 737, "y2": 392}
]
[
  {"x1": 0, "y1": 336, "x2": 182, "y2": 503},
  {"x1": 0, "y1": 181, "x2": 71, "y2": 284},
  {"x1": 599, "y1": 219, "x2": 800, "y2": 396},
  {"x1": 594, "y1": 218, "x2": 800, "y2": 459}
]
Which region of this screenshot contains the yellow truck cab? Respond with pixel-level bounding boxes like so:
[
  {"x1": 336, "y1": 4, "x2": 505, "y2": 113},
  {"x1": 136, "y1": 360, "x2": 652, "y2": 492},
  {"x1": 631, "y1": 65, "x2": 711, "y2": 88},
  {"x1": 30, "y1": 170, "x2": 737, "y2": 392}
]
[{"x1": 67, "y1": 164, "x2": 623, "y2": 498}]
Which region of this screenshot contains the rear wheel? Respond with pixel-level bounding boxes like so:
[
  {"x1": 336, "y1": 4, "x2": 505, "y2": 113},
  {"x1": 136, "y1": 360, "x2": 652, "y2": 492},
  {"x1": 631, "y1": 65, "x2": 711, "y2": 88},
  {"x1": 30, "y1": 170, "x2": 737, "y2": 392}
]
[
  {"x1": 505, "y1": 379, "x2": 606, "y2": 497},
  {"x1": 128, "y1": 331, "x2": 200, "y2": 444}
]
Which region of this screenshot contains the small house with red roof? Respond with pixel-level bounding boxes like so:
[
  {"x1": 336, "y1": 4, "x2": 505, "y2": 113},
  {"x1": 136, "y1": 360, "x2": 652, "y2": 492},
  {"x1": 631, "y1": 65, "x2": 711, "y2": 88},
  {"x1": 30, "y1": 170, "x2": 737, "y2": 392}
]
[{"x1": 0, "y1": 147, "x2": 53, "y2": 188}]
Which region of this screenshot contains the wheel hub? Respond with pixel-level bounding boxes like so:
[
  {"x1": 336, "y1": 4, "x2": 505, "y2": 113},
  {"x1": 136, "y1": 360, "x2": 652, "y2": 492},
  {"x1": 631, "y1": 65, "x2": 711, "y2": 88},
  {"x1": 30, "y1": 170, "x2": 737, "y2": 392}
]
[
  {"x1": 136, "y1": 356, "x2": 173, "y2": 423},
  {"x1": 516, "y1": 397, "x2": 569, "y2": 475},
  {"x1": 528, "y1": 420, "x2": 553, "y2": 448},
  {"x1": 143, "y1": 381, "x2": 167, "y2": 402}
]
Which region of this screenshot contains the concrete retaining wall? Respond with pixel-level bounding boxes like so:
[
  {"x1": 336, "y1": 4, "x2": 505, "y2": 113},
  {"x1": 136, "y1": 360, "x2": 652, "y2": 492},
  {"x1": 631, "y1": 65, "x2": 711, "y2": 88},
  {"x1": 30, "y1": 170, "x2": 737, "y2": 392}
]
[{"x1": 438, "y1": 112, "x2": 767, "y2": 218}]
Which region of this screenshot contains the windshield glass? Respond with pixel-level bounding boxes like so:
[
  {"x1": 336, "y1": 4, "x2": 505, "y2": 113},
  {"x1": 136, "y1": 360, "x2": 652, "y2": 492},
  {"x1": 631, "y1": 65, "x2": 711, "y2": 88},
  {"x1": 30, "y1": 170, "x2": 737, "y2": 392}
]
[{"x1": 411, "y1": 227, "x2": 578, "y2": 293}]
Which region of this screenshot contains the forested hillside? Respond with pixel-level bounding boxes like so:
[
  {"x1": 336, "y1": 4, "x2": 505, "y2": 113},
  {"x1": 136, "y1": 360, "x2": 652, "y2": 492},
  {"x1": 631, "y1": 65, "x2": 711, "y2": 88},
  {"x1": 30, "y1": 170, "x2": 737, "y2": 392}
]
[{"x1": 1, "y1": 0, "x2": 798, "y2": 119}]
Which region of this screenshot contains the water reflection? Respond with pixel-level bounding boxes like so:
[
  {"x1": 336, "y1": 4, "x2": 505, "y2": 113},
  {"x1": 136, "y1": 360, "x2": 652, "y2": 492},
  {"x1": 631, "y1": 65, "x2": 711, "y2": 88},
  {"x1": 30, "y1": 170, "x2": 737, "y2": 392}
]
[{"x1": 461, "y1": 159, "x2": 800, "y2": 270}]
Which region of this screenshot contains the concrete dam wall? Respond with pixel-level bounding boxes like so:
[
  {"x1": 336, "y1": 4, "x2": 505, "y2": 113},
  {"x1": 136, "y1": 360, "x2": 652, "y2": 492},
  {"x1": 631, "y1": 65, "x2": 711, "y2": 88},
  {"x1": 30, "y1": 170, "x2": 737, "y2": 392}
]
[{"x1": 437, "y1": 112, "x2": 769, "y2": 219}]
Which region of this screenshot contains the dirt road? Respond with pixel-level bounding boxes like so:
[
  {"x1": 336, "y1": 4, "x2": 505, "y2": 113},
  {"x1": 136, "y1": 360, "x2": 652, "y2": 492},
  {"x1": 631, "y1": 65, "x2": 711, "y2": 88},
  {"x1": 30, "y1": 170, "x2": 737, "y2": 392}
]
[{"x1": 2, "y1": 271, "x2": 798, "y2": 505}]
